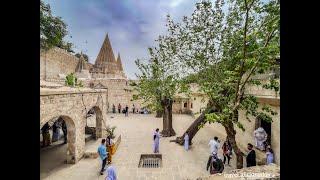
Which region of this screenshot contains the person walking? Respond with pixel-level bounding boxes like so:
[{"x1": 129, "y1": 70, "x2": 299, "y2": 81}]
[
  {"x1": 132, "y1": 104, "x2": 135, "y2": 114},
  {"x1": 153, "y1": 128, "x2": 161, "y2": 153},
  {"x1": 209, "y1": 136, "x2": 220, "y2": 155},
  {"x1": 118, "y1": 104, "x2": 121, "y2": 114},
  {"x1": 184, "y1": 131, "x2": 189, "y2": 151},
  {"x1": 106, "y1": 135, "x2": 113, "y2": 164},
  {"x1": 266, "y1": 147, "x2": 274, "y2": 165},
  {"x1": 246, "y1": 143, "x2": 256, "y2": 167},
  {"x1": 222, "y1": 138, "x2": 232, "y2": 166},
  {"x1": 106, "y1": 165, "x2": 117, "y2": 180},
  {"x1": 125, "y1": 105, "x2": 129, "y2": 117},
  {"x1": 98, "y1": 139, "x2": 108, "y2": 175}
]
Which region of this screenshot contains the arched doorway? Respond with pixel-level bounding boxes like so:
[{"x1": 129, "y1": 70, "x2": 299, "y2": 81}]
[
  {"x1": 86, "y1": 106, "x2": 103, "y2": 140},
  {"x1": 255, "y1": 116, "x2": 272, "y2": 148},
  {"x1": 40, "y1": 115, "x2": 76, "y2": 179}
]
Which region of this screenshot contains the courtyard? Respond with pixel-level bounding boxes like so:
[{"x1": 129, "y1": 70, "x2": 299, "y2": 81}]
[{"x1": 41, "y1": 113, "x2": 237, "y2": 180}]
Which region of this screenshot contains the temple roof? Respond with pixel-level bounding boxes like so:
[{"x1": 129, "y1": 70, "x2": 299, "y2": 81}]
[
  {"x1": 116, "y1": 53, "x2": 124, "y2": 71},
  {"x1": 95, "y1": 33, "x2": 117, "y2": 67}
]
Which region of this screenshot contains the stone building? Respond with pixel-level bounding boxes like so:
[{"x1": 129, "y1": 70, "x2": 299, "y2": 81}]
[
  {"x1": 172, "y1": 77, "x2": 280, "y2": 165},
  {"x1": 40, "y1": 33, "x2": 143, "y2": 112}
]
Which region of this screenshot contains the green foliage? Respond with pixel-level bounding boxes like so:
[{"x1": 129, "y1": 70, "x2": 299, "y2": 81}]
[
  {"x1": 106, "y1": 126, "x2": 116, "y2": 139},
  {"x1": 65, "y1": 73, "x2": 83, "y2": 87},
  {"x1": 162, "y1": 0, "x2": 279, "y2": 130},
  {"x1": 40, "y1": 0, "x2": 73, "y2": 52},
  {"x1": 134, "y1": 16, "x2": 190, "y2": 111},
  {"x1": 65, "y1": 73, "x2": 76, "y2": 86}
]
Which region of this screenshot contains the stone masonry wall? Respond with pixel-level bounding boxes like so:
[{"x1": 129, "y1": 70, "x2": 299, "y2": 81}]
[
  {"x1": 40, "y1": 89, "x2": 107, "y2": 163},
  {"x1": 40, "y1": 48, "x2": 93, "y2": 80}
]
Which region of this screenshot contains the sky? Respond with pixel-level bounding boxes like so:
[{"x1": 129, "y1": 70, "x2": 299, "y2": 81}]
[{"x1": 44, "y1": 0, "x2": 199, "y2": 79}]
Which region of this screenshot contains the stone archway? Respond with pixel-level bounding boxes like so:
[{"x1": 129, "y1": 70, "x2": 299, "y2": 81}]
[
  {"x1": 40, "y1": 115, "x2": 77, "y2": 164},
  {"x1": 89, "y1": 106, "x2": 103, "y2": 138}
]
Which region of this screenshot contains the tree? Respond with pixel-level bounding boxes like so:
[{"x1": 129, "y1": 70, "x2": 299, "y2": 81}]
[
  {"x1": 169, "y1": 0, "x2": 279, "y2": 168},
  {"x1": 40, "y1": 0, "x2": 74, "y2": 52},
  {"x1": 134, "y1": 18, "x2": 189, "y2": 136},
  {"x1": 75, "y1": 53, "x2": 89, "y2": 62}
]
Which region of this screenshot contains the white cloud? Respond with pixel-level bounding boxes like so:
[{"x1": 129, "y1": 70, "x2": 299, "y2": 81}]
[{"x1": 169, "y1": 0, "x2": 185, "y2": 8}]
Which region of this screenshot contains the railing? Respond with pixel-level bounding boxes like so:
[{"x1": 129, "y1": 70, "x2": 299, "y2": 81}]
[{"x1": 113, "y1": 135, "x2": 121, "y2": 153}]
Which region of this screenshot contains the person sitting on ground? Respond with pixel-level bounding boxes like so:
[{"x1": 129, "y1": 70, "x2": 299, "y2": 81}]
[
  {"x1": 266, "y1": 147, "x2": 274, "y2": 165},
  {"x1": 246, "y1": 143, "x2": 256, "y2": 167},
  {"x1": 105, "y1": 165, "x2": 117, "y2": 180},
  {"x1": 207, "y1": 152, "x2": 224, "y2": 174},
  {"x1": 98, "y1": 139, "x2": 108, "y2": 175}
]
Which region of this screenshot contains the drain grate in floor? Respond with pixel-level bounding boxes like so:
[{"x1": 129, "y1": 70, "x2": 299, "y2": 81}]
[{"x1": 138, "y1": 154, "x2": 162, "y2": 168}]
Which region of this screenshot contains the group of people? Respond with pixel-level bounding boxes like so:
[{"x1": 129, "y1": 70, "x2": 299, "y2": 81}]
[
  {"x1": 112, "y1": 104, "x2": 140, "y2": 116},
  {"x1": 97, "y1": 137, "x2": 117, "y2": 179},
  {"x1": 41, "y1": 119, "x2": 67, "y2": 147},
  {"x1": 205, "y1": 136, "x2": 275, "y2": 174}
]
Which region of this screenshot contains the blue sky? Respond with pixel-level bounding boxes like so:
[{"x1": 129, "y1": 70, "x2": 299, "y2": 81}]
[{"x1": 44, "y1": 0, "x2": 198, "y2": 79}]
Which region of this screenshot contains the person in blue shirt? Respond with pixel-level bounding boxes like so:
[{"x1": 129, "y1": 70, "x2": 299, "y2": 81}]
[{"x1": 97, "y1": 139, "x2": 108, "y2": 175}]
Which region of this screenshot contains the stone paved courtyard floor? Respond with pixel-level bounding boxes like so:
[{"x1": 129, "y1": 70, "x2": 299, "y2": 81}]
[{"x1": 41, "y1": 113, "x2": 237, "y2": 180}]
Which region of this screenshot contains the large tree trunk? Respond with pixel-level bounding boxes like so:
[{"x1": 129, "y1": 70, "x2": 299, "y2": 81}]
[
  {"x1": 172, "y1": 108, "x2": 215, "y2": 145},
  {"x1": 161, "y1": 98, "x2": 176, "y2": 137},
  {"x1": 156, "y1": 110, "x2": 163, "y2": 118},
  {"x1": 224, "y1": 120, "x2": 244, "y2": 169}
]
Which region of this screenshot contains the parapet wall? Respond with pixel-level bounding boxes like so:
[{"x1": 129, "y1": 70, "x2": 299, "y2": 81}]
[{"x1": 40, "y1": 47, "x2": 92, "y2": 80}]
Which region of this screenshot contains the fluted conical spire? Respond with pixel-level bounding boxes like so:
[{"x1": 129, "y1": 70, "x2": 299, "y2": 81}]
[
  {"x1": 95, "y1": 33, "x2": 117, "y2": 67},
  {"x1": 116, "y1": 53, "x2": 124, "y2": 71}
]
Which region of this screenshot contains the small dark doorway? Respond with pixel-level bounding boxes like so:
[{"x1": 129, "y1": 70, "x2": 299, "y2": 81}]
[{"x1": 255, "y1": 117, "x2": 272, "y2": 147}]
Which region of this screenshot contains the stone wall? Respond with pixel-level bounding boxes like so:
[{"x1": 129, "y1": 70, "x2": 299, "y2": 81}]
[
  {"x1": 40, "y1": 88, "x2": 108, "y2": 163},
  {"x1": 235, "y1": 98, "x2": 280, "y2": 165},
  {"x1": 40, "y1": 47, "x2": 92, "y2": 80},
  {"x1": 85, "y1": 79, "x2": 143, "y2": 112}
]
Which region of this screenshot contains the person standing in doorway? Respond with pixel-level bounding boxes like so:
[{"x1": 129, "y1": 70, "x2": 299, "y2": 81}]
[
  {"x1": 246, "y1": 143, "x2": 256, "y2": 167},
  {"x1": 132, "y1": 104, "x2": 135, "y2": 114},
  {"x1": 98, "y1": 139, "x2": 108, "y2": 175},
  {"x1": 52, "y1": 121, "x2": 61, "y2": 143},
  {"x1": 153, "y1": 128, "x2": 161, "y2": 153},
  {"x1": 125, "y1": 105, "x2": 129, "y2": 117},
  {"x1": 266, "y1": 147, "x2": 274, "y2": 165},
  {"x1": 61, "y1": 120, "x2": 67, "y2": 144},
  {"x1": 41, "y1": 122, "x2": 51, "y2": 147},
  {"x1": 118, "y1": 103, "x2": 121, "y2": 114},
  {"x1": 184, "y1": 131, "x2": 189, "y2": 151}
]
